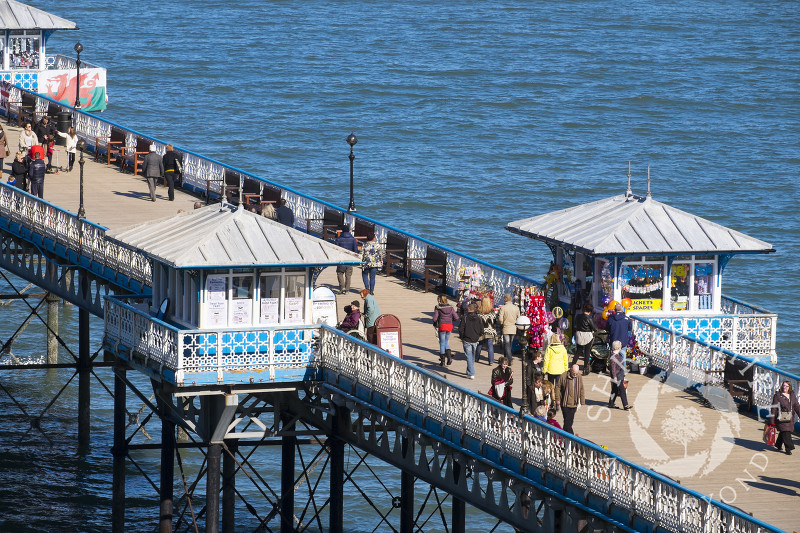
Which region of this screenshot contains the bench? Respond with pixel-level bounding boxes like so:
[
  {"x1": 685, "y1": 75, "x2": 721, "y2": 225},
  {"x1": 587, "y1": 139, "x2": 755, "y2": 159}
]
[
  {"x1": 353, "y1": 219, "x2": 375, "y2": 242},
  {"x1": 384, "y1": 233, "x2": 408, "y2": 278},
  {"x1": 408, "y1": 246, "x2": 447, "y2": 293},
  {"x1": 206, "y1": 170, "x2": 241, "y2": 204},
  {"x1": 306, "y1": 208, "x2": 344, "y2": 242},
  {"x1": 120, "y1": 136, "x2": 150, "y2": 176},
  {"x1": 240, "y1": 178, "x2": 262, "y2": 210},
  {"x1": 96, "y1": 127, "x2": 126, "y2": 165}
]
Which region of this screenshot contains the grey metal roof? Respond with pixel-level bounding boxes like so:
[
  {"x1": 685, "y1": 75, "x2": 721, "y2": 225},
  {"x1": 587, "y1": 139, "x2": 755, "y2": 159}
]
[
  {"x1": 106, "y1": 205, "x2": 362, "y2": 268},
  {"x1": 0, "y1": 0, "x2": 77, "y2": 30},
  {"x1": 506, "y1": 193, "x2": 774, "y2": 256}
]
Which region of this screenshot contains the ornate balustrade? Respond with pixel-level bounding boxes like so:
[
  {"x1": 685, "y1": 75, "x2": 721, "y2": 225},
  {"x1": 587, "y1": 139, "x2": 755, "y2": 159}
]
[
  {"x1": 317, "y1": 326, "x2": 780, "y2": 533},
  {"x1": 0, "y1": 183, "x2": 151, "y2": 288},
  {"x1": 631, "y1": 316, "x2": 799, "y2": 412},
  {"x1": 103, "y1": 296, "x2": 318, "y2": 386}
]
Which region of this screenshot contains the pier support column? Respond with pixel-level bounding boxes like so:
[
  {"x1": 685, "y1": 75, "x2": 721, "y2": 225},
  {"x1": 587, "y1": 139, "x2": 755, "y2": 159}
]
[
  {"x1": 112, "y1": 365, "x2": 127, "y2": 533},
  {"x1": 77, "y1": 305, "x2": 91, "y2": 447},
  {"x1": 222, "y1": 439, "x2": 237, "y2": 533},
  {"x1": 280, "y1": 413, "x2": 296, "y2": 533},
  {"x1": 451, "y1": 461, "x2": 465, "y2": 533},
  {"x1": 329, "y1": 406, "x2": 349, "y2": 533},
  {"x1": 46, "y1": 291, "x2": 59, "y2": 364},
  {"x1": 159, "y1": 409, "x2": 175, "y2": 533},
  {"x1": 400, "y1": 438, "x2": 414, "y2": 533},
  {"x1": 206, "y1": 443, "x2": 222, "y2": 533}
]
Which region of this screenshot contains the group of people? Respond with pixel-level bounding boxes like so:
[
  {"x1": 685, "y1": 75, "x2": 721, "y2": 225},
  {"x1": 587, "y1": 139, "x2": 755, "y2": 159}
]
[
  {"x1": 140, "y1": 144, "x2": 183, "y2": 202},
  {"x1": 4, "y1": 119, "x2": 81, "y2": 199}
]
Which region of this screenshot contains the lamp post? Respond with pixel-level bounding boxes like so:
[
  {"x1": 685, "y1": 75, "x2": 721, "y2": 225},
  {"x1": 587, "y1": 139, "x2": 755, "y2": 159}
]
[
  {"x1": 73, "y1": 43, "x2": 83, "y2": 109},
  {"x1": 77, "y1": 140, "x2": 86, "y2": 218},
  {"x1": 515, "y1": 315, "x2": 532, "y2": 415},
  {"x1": 346, "y1": 132, "x2": 357, "y2": 213}
]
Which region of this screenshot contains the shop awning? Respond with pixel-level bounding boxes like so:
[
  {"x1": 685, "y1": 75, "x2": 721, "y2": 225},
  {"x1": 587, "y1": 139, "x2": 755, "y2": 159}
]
[
  {"x1": 0, "y1": 0, "x2": 77, "y2": 30},
  {"x1": 106, "y1": 205, "x2": 362, "y2": 269},
  {"x1": 506, "y1": 193, "x2": 775, "y2": 256}
]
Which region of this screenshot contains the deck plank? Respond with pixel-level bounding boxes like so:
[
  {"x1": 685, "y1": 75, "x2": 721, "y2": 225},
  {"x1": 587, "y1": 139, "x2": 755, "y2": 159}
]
[{"x1": 7, "y1": 123, "x2": 798, "y2": 531}]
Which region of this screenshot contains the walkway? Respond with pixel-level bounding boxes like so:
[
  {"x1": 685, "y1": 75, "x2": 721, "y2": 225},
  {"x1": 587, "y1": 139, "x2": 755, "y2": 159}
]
[{"x1": 8, "y1": 123, "x2": 799, "y2": 531}]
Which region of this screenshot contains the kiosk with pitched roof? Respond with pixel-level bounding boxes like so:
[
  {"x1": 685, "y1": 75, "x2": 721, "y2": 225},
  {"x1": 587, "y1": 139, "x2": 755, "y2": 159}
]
[{"x1": 506, "y1": 182, "x2": 777, "y2": 359}]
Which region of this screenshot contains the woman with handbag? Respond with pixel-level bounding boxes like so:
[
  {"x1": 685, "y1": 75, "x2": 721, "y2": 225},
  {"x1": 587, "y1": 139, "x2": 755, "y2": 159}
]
[
  {"x1": 770, "y1": 380, "x2": 800, "y2": 455},
  {"x1": 432, "y1": 295, "x2": 459, "y2": 366},
  {"x1": 489, "y1": 357, "x2": 513, "y2": 407}
]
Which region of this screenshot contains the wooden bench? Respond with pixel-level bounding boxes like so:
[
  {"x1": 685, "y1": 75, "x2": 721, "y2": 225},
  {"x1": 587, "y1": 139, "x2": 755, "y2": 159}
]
[
  {"x1": 353, "y1": 219, "x2": 375, "y2": 242},
  {"x1": 384, "y1": 233, "x2": 408, "y2": 278},
  {"x1": 240, "y1": 178, "x2": 261, "y2": 210},
  {"x1": 306, "y1": 208, "x2": 344, "y2": 242},
  {"x1": 96, "y1": 127, "x2": 126, "y2": 166},
  {"x1": 206, "y1": 170, "x2": 240, "y2": 204},
  {"x1": 120, "y1": 136, "x2": 150, "y2": 176},
  {"x1": 408, "y1": 247, "x2": 447, "y2": 293}
]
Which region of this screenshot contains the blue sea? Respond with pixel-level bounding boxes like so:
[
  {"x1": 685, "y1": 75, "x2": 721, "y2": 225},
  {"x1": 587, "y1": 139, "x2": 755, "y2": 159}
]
[{"x1": 2, "y1": 0, "x2": 799, "y2": 530}]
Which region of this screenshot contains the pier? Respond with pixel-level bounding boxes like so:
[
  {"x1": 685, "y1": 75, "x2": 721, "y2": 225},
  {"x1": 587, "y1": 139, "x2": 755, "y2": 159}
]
[{"x1": 0, "y1": 89, "x2": 798, "y2": 532}]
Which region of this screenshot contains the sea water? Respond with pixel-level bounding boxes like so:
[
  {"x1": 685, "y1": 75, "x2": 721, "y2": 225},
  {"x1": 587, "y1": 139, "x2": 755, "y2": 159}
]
[{"x1": 1, "y1": 0, "x2": 797, "y2": 530}]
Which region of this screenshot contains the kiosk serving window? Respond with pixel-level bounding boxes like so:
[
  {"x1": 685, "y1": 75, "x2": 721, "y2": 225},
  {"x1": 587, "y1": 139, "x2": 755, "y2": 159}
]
[
  {"x1": 9, "y1": 31, "x2": 40, "y2": 69},
  {"x1": 621, "y1": 260, "x2": 665, "y2": 311}
]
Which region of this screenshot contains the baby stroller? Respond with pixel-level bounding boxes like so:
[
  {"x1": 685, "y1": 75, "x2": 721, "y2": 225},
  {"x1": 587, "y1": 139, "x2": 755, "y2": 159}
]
[{"x1": 589, "y1": 330, "x2": 610, "y2": 374}]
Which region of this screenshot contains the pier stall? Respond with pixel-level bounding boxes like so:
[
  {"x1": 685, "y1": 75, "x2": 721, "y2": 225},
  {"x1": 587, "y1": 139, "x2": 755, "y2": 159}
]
[
  {"x1": 506, "y1": 188, "x2": 777, "y2": 359},
  {"x1": 103, "y1": 205, "x2": 360, "y2": 385}
]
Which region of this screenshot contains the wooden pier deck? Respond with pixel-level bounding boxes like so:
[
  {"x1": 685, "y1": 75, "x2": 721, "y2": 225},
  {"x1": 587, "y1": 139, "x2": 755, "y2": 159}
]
[{"x1": 10, "y1": 124, "x2": 799, "y2": 531}]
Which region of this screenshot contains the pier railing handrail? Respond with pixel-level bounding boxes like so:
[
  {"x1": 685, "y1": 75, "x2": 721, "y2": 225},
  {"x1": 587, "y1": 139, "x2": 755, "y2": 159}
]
[
  {"x1": 317, "y1": 325, "x2": 781, "y2": 533},
  {"x1": 0, "y1": 182, "x2": 151, "y2": 288},
  {"x1": 630, "y1": 314, "x2": 799, "y2": 413}
]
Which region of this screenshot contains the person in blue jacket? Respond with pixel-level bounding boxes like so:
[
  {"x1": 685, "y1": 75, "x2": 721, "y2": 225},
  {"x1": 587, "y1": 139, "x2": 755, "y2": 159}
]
[
  {"x1": 607, "y1": 303, "x2": 632, "y2": 358},
  {"x1": 334, "y1": 225, "x2": 359, "y2": 294}
]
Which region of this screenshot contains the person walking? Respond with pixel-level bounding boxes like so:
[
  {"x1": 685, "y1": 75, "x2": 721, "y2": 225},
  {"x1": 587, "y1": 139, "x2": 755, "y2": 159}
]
[
  {"x1": 432, "y1": 295, "x2": 459, "y2": 366},
  {"x1": 572, "y1": 302, "x2": 597, "y2": 375},
  {"x1": 360, "y1": 232, "x2": 381, "y2": 294},
  {"x1": 360, "y1": 289, "x2": 380, "y2": 343},
  {"x1": 607, "y1": 303, "x2": 632, "y2": 357},
  {"x1": 542, "y1": 333, "x2": 569, "y2": 384},
  {"x1": 528, "y1": 371, "x2": 554, "y2": 415},
  {"x1": 334, "y1": 225, "x2": 359, "y2": 294},
  {"x1": 458, "y1": 302, "x2": 482, "y2": 380},
  {"x1": 55, "y1": 126, "x2": 79, "y2": 172},
  {"x1": 608, "y1": 340, "x2": 632, "y2": 410},
  {"x1": 0, "y1": 124, "x2": 9, "y2": 176},
  {"x1": 27, "y1": 151, "x2": 46, "y2": 198},
  {"x1": 141, "y1": 145, "x2": 164, "y2": 202},
  {"x1": 161, "y1": 144, "x2": 182, "y2": 201},
  {"x1": 475, "y1": 296, "x2": 498, "y2": 365},
  {"x1": 489, "y1": 357, "x2": 514, "y2": 407},
  {"x1": 554, "y1": 364, "x2": 584, "y2": 435},
  {"x1": 497, "y1": 294, "x2": 520, "y2": 363},
  {"x1": 770, "y1": 380, "x2": 800, "y2": 455}
]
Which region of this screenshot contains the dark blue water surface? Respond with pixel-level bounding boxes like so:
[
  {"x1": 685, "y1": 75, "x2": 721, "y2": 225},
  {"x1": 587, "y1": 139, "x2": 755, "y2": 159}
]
[{"x1": 2, "y1": 0, "x2": 798, "y2": 529}]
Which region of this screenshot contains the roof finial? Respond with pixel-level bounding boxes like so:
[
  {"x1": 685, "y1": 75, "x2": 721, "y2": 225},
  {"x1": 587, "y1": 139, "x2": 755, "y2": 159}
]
[
  {"x1": 626, "y1": 160, "x2": 632, "y2": 197},
  {"x1": 646, "y1": 166, "x2": 652, "y2": 199}
]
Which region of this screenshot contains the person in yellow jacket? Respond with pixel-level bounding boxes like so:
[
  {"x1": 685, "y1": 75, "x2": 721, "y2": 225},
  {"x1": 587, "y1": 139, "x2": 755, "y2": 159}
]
[{"x1": 542, "y1": 333, "x2": 569, "y2": 383}]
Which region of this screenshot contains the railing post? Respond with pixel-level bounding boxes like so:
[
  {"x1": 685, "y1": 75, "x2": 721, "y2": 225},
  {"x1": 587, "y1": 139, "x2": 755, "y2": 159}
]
[{"x1": 731, "y1": 316, "x2": 739, "y2": 354}]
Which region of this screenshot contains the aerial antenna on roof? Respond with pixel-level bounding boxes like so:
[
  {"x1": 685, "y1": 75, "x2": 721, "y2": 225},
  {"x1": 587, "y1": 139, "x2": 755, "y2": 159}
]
[
  {"x1": 646, "y1": 166, "x2": 652, "y2": 199},
  {"x1": 626, "y1": 160, "x2": 632, "y2": 197}
]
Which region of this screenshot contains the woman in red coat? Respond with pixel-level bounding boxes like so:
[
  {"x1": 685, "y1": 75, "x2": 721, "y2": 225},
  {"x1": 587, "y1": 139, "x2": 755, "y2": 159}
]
[{"x1": 770, "y1": 380, "x2": 800, "y2": 455}]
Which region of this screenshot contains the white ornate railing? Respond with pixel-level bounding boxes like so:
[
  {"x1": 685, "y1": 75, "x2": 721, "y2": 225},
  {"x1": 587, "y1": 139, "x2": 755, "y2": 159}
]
[
  {"x1": 0, "y1": 183, "x2": 152, "y2": 287},
  {"x1": 317, "y1": 326, "x2": 781, "y2": 533},
  {"x1": 103, "y1": 296, "x2": 317, "y2": 385},
  {"x1": 47, "y1": 54, "x2": 103, "y2": 70},
  {"x1": 631, "y1": 316, "x2": 799, "y2": 412}
]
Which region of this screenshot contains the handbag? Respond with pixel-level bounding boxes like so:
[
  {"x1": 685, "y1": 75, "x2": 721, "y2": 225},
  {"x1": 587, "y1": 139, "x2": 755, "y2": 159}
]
[
  {"x1": 623, "y1": 379, "x2": 629, "y2": 390},
  {"x1": 777, "y1": 410, "x2": 792, "y2": 423},
  {"x1": 763, "y1": 423, "x2": 777, "y2": 446}
]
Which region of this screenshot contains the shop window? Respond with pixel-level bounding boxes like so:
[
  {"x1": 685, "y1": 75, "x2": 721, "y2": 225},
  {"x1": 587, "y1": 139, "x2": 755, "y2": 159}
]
[
  {"x1": 9, "y1": 31, "x2": 40, "y2": 69},
  {"x1": 670, "y1": 263, "x2": 690, "y2": 311},
  {"x1": 259, "y1": 275, "x2": 281, "y2": 325},
  {"x1": 621, "y1": 263, "x2": 664, "y2": 311},
  {"x1": 230, "y1": 275, "x2": 254, "y2": 325},
  {"x1": 595, "y1": 259, "x2": 613, "y2": 308},
  {"x1": 694, "y1": 263, "x2": 714, "y2": 310},
  {"x1": 284, "y1": 274, "x2": 306, "y2": 324}
]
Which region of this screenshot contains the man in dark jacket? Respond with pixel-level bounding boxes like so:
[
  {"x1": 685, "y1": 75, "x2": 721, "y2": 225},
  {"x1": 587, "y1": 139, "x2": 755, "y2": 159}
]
[
  {"x1": 141, "y1": 145, "x2": 164, "y2": 202},
  {"x1": 27, "y1": 152, "x2": 46, "y2": 198},
  {"x1": 458, "y1": 302, "x2": 482, "y2": 379},
  {"x1": 276, "y1": 199, "x2": 294, "y2": 227},
  {"x1": 33, "y1": 116, "x2": 55, "y2": 171},
  {"x1": 334, "y1": 225, "x2": 359, "y2": 294},
  {"x1": 607, "y1": 303, "x2": 631, "y2": 358}
]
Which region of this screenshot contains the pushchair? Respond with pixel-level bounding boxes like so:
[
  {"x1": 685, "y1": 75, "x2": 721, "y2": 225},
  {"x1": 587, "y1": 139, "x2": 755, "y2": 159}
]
[{"x1": 589, "y1": 330, "x2": 610, "y2": 374}]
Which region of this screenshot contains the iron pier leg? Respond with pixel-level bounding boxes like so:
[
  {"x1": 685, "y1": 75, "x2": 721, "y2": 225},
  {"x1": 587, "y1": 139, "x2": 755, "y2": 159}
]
[
  {"x1": 280, "y1": 413, "x2": 296, "y2": 533},
  {"x1": 452, "y1": 461, "x2": 465, "y2": 533},
  {"x1": 329, "y1": 406, "x2": 349, "y2": 533},
  {"x1": 112, "y1": 365, "x2": 127, "y2": 533},
  {"x1": 159, "y1": 410, "x2": 175, "y2": 533},
  {"x1": 46, "y1": 291, "x2": 59, "y2": 365},
  {"x1": 222, "y1": 439, "x2": 237, "y2": 533},
  {"x1": 400, "y1": 438, "x2": 414, "y2": 533},
  {"x1": 206, "y1": 443, "x2": 222, "y2": 533},
  {"x1": 77, "y1": 306, "x2": 91, "y2": 447}
]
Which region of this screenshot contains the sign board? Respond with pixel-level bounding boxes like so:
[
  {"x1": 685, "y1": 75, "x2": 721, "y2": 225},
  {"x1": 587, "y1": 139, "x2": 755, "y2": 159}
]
[
  {"x1": 379, "y1": 331, "x2": 401, "y2": 357},
  {"x1": 312, "y1": 287, "x2": 338, "y2": 327},
  {"x1": 629, "y1": 298, "x2": 662, "y2": 312}
]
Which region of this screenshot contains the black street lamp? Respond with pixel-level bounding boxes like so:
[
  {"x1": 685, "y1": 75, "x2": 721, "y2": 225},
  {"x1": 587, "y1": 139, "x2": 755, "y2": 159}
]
[
  {"x1": 77, "y1": 140, "x2": 86, "y2": 218},
  {"x1": 346, "y1": 132, "x2": 357, "y2": 213},
  {"x1": 74, "y1": 43, "x2": 83, "y2": 109},
  {"x1": 516, "y1": 315, "x2": 532, "y2": 416}
]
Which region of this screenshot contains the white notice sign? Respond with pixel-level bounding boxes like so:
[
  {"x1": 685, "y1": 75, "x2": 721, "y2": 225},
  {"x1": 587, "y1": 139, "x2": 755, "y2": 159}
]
[
  {"x1": 379, "y1": 331, "x2": 401, "y2": 357},
  {"x1": 231, "y1": 300, "x2": 252, "y2": 326},
  {"x1": 312, "y1": 299, "x2": 337, "y2": 327},
  {"x1": 206, "y1": 301, "x2": 227, "y2": 327},
  {"x1": 206, "y1": 275, "x2": 227, "y2": 301},
  {"x1": 260, "y1": 298, "x2": 279, "y2": 325},
  {"x1": 285, "y1": 297, "x2": 304, "y2": 324}
]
